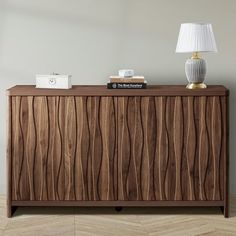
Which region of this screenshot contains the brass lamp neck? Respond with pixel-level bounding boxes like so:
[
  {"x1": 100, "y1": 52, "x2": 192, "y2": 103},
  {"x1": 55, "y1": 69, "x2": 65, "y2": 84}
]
[{"x1": 191, "y1": 52, "x2": 201, "y2": 59}]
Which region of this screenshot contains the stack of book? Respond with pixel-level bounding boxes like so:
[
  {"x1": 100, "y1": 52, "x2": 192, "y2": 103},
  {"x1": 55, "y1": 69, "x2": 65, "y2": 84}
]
[{"x1": 107, "y1": 74, "x2": 147, "y2": 89}]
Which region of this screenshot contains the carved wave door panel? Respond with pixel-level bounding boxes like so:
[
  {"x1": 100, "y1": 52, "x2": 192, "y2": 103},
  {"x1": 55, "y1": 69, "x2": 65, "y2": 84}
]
[
  {"x1": 117, "y1": 96, "x2": 226, "y2": 201},
  {"x1": 11, "y1": 95, "x2": 226, "y2": 201},
  {"x1": 11, "y1": 96, "x2": 117, "y2": 201}
]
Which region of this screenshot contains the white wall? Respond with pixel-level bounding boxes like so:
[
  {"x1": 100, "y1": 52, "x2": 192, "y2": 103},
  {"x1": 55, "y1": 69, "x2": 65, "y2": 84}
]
[{"x1": 0, "y1": 0, "x2": 236, "y2": 194}]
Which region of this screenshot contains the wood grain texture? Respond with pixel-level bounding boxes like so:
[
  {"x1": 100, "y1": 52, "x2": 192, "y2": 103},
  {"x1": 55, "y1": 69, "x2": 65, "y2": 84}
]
[
  {"x1": 185, "y1": 97, "x2": 196, "y2": 200},
  {"x1": 9, "y1": 93, "x2": 228, "y2": 207},
  {"x1": 117, "y1": 97, "x2": 132, "y2": 200},
  {"x1": 75, "y1": 96, "x2": 89, "y2": 200},
  {"x1": 11, "y1": 96, "x2": 117, "y2": 201},
  {"x1": 25, "y1": 96, "x2": 36, "y2": 200},
  {"x1": 140, "y1": 97, "x2": 156, "y2": 201},
  {"x1": 117, "y1": 96, "x2": 227, "y2": 201},
  {"x1": 88, "y1": 97, "x2": 102, "y2": 200},
  {"x1": 173, "y1": 97, "x2": 183, "y2": 200},
  {"x1": 198, "y1": 97, "x2": 209, "y2": 201},
  {"x1": 211, "y1": 96, "x2": 222, "y2": 200},
  {"x1": 155, "y1": 97, "x2": 169, "y2": 200},
  {"x1": 98, "y1": 97, "x2": 116, "y2": 200},
  {"x1": 34, "y1": 97, "x2": 49, "y2": 201},
  {"x1": 64, "y1": 97, "x2": 77, "y2": 200},
  {"x1": 12, "y1": 96, "x2": 24, "y2": 200},
  {"x1": 11, "y1": 200, "x2": 224, "y2": 207},
  {"x1": 47, "y1": 97, "x2": 61, "y2": 200},
  {"x1": 7, "y1": 85, "x2": 229, "y2": 96}
]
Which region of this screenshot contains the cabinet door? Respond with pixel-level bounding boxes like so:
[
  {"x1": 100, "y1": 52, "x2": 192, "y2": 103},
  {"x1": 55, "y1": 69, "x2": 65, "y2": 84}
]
[
  {"x1": 11, "y1": 96, "x2": 117, "y2": 201},
  {"x1": 117, "y1": 96, "x2": 226, "y2": 201}
]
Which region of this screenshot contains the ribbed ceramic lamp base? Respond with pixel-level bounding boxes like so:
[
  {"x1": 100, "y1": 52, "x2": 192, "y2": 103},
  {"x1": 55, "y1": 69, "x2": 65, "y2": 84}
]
[
  {"x1": 186, "y1": 83, "x2": 207, "y2": 89},
  {"x1": 185, "y1": 58, "x2": 207, "y2": 89}
]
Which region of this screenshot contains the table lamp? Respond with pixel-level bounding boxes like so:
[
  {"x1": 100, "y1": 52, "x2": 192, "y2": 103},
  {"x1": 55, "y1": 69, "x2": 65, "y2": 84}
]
[{"x1": 176, "y1": 23, "x2": 217, "y2": 89}]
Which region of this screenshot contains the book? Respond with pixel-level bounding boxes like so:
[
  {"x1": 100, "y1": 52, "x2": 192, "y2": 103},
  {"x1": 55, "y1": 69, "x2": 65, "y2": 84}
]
[
  {"x1": 109, "y1": 76, "x2": 145, "y2": 83},
  {"x1": 107, "y1": 82, "x2": 147, "y2": 89}
]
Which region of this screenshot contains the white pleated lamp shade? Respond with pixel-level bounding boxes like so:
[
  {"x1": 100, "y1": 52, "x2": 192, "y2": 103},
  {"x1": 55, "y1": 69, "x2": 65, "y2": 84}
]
[{"x1": 176, "y1": 23, "x2": 217, "y2": 53}]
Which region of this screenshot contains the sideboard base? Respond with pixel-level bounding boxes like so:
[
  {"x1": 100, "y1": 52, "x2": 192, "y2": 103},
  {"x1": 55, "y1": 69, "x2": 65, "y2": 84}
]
[{"x1": 8, "y1": 200, "x2": 228, "y2": 218}]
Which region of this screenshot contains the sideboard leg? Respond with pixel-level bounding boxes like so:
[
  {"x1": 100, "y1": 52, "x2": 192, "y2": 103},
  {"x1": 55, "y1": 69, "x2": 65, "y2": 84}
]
[
  {"x1": 7, "y1": 206, "x2": 17, "y2": 218},
  {"x1": 224, "y1": 205, "x2": 230, "y2": 218},
  {"x1": 220, "y1": 206, "x2": 229, "y2": 218}
]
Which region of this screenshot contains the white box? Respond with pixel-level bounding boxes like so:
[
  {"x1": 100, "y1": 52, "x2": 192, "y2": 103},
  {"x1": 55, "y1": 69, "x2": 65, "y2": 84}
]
[
  {"x1": 118, "y1": 69, "x2": 134, "y2": 77},
  {"x1": 36, "y1": 74, "x2": 72, "y2": 89}
]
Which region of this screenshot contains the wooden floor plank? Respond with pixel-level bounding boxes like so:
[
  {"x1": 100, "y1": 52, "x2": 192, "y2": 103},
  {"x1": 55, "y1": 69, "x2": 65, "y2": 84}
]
[{"x1": 1, "y1": 195, "x2": 236, "y2": 236}]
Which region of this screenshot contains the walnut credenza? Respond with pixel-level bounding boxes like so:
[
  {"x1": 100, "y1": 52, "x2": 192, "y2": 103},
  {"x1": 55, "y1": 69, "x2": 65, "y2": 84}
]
[{"x1": 6, "y1": 85, "x2": 229, "y2": 217}]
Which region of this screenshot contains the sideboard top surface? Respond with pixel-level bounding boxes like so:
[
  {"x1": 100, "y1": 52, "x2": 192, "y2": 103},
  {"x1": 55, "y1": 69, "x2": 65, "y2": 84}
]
[{"x1": 7, "y1": 85, "x2": 229, "y2": 96}]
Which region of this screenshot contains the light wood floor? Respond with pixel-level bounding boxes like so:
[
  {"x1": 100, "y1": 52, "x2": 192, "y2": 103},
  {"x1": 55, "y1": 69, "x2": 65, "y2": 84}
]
[{"x1": 1, "y1": 196, "x2": 236, "y2": 236}]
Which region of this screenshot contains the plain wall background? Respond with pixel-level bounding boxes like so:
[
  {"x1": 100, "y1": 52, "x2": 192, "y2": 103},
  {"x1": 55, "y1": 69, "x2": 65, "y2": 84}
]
[{"x1": 0, "y1": 0, "x2": 235, "y2": 194}]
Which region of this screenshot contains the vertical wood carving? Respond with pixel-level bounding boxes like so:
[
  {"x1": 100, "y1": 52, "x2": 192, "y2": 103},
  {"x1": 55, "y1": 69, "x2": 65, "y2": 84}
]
[
  {"x1": 47, "y1": 97, "x2": 62, "y2": 200},
  {"x1": 34, "y1": 97, "x2": 49, "y2": 200},
  {"x1": 173, "y1": 97, "x2": 183, "y2": 200},
  {"x1": 164, "y1": 97, "x2": 175, "y2": 200},
  {"x1": 86, "y1": 97, "x2": 102, "y2": 200},
  {"x1": 211, "y1": 96, "x2": 222, "y2": 200},
  {"x1": 118, "y1": 97, "x2": 144, "y2": 200},
  {"x1": 98, "y1": 97, "x2": 116, "y2": 200},
  {"x1": 19, "y1": 97, "x2": 30, "y2": 200},
  {"x1": 199, "y1": 97, "x2": 209, "y2": 200},
  {"x1": 141, "y1": 97, "x2": 156, "y2": 201},
  {"x1": 11, "y1": 95, "x2": 226, "y2": 202},
  {"x1": 12, "y1": 96, "x2": 23, "y2": 200},
  {"x1": 75, "y1": 97, "x2": 89, "y2": 200},
  {"x1": 128, "y1": 97, "x2": 143, "y2": 200},
  {"x1": 154, "y1": 97, "x2": 169, "y2": 200},
  {"x1": 220, "y1": 97, "x2": 226, "y2": 198},
  {"x1": 186, "y1": 97, "x2": 196, "y2": 200},
  {"x1": 25, "y1": 96, "x2": 36, "y2": 200},
  {"x1": 64, "y1": 97, "x2": 77, "y2": 200},
  {"x1": 117, "y1": 97, "x2": 131, "y2": 200},
  {"x1": 56, "y1": 97, "x2": 65, "y2": 200}
]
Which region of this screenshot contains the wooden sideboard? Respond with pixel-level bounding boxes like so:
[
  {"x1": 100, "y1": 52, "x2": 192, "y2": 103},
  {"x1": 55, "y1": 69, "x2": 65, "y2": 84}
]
[{"x1": 6, "y1": 85, "x2": 230, "y2": 217}]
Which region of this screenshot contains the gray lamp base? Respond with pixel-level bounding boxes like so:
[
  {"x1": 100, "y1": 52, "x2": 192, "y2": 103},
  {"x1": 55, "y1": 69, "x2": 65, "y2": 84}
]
[
  {"x1": 185, "y1": 57, "x2": 207, "y2": 89},
  {"x1": 186, "y1": 83, "x2": 207, "y2": 89}
]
